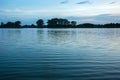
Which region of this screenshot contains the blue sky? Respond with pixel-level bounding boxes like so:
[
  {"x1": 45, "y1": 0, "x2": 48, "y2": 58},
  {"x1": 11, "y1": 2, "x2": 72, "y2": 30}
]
[{"x1": 0, "y1": 0, "x2": 120, "y2": 24}]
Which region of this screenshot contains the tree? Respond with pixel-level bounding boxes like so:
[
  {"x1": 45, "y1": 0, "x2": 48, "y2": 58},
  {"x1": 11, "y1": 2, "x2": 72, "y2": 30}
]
[
  {"x1": 47, "y1": 18, "x2": 70, "y2": 27},
  {"x1": 15, "y1": 21, "x2": 21, "y2": 27},
  {"x1": 6, "y1": 22, "x2": 14, "y2": 28},
  {"x1": 71, "y1": 21, "x2": 77, "y2": 26},
  {"x1": 31, "y1": 24, "x2": 36, "y2": 28},
  {"x1": 47, "y1": 18, "x2": 59, "y2": 26},
  {"x1": 36, "y1": 19, "x2": 44, "y2": 28},
  {"x1": 0, "y1": 22, "x2": 4, "y2": 28}
]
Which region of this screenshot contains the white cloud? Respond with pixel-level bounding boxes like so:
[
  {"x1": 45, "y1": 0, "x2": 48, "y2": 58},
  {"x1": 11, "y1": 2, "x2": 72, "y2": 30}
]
[{"x1": 0, "y1": 2, "x2": 120, "y2": 17}]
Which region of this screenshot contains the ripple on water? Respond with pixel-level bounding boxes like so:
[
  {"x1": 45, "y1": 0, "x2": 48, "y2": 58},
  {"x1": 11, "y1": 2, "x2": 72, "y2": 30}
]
[{"x1": 0, "y1": 29, "x2": 120, "y2": 80}]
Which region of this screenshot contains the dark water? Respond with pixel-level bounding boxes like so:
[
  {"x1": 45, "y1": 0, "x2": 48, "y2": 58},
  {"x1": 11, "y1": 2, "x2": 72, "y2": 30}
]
[{"x1": 0, "y1": 28, "x2": 120, "y2": 80}]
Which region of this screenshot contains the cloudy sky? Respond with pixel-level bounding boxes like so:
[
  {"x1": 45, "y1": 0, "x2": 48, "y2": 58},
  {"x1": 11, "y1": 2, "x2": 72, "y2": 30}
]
[{"x1": 0, "y1": 0, "x2": 120, "y2": 24}]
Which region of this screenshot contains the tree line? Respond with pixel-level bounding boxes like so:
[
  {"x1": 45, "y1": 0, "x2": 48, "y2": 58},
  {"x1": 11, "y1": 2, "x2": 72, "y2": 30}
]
[{"x1": 0, "y1": 18, "x2": 120, "y2": 28}]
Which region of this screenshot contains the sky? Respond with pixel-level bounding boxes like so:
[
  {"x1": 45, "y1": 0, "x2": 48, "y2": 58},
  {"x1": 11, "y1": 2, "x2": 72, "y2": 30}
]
[{"x1": 0, "y1": 0, "x2": 120, "y2": 24}]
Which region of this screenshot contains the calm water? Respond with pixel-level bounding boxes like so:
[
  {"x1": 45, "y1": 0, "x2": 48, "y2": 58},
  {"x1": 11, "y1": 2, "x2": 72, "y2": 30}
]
[{"x1": 0, "y1": 28, "x2": 120, "y2": 80}]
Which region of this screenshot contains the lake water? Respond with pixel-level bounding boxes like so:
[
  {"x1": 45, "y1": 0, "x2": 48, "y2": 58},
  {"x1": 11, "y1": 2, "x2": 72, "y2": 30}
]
[{"x1": 0, "y1": 28, "x2": 120, "y2": 80}]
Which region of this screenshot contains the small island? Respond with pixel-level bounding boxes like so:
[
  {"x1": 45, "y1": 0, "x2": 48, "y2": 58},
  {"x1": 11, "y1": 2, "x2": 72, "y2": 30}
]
[{"x1": 0, "y1": 18, "x2": 120, "y2": 28}]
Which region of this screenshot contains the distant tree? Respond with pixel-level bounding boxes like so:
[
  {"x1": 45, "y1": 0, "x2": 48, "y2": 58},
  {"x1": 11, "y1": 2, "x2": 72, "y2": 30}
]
[
  {"x1": 31, "y1": 24, "x2": 36, "y2": 28},
  {"x1": 22, "y1": 25, "x2": 30, "y2": 28},
  {"x1": 47, "y1": 18, "x2": 58, "y2": 26},
  {"x1": 1, "y1": 22, "x2": 4, "y2": 26},
  {"x1": 36, "y1": 19, "x2": 44, "y2": 28},
  {"x1": 47, "y1": 18, "x2": 70, "y2": 27},
  {"x1": 104, "y1": 23, "x2": 120, "y2": 28},
  {"x1": 15, "y1": 21, "x2": 21, "y2": 27},
  {"x1": 2, "y1": 21, "x2": 21, "y2": 28},
  {"x1": 6, "y1": 22, "x2": 14, "y2": 28},
  {"x1": 82, "y1": 23, "x2": 94, "y2": 28},
  {"x1": 0, "y1": 22, "x2": 4, "y2": 28},
  {"x1": 62, "y1": 19, "x2": 70, "y2": 25},
  {"x1": 71, "y1": 21, "x2": 77, "y2": 26},
  {"x1": 1, "y1": 19, "x2": 120, "y2": 28}
]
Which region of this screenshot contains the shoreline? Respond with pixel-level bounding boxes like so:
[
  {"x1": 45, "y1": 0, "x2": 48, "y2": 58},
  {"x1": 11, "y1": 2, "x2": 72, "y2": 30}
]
[{"x1": 0, "y1": 27, "x2": 120, "y2": 29}]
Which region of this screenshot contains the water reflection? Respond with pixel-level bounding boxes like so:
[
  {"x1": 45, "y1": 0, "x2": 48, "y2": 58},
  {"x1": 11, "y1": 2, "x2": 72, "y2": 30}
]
[
  {"x1": 36, "y1": 29, "x2": 120, "y2": 53},
  {"x1": 37, "y1": 29, "x2": 48, "y2": 43},
  {"x1": 1, "y1": 29, "x2": 120, "y2": 80},
  {"x1": 0, "y1": 29, "x2": 21, "y2": 44},
  {"x1": 47, "y1": 30, "x2": 70, "y2": 44},
  {"x1": 0, "y1": 29, "x2": 120, "y2": 52}
]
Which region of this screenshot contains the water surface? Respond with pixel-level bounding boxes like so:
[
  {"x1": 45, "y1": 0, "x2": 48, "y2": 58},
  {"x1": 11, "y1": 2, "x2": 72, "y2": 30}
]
[{"x1": 0, "y1": 28, "x2": 120, "y2": 80}]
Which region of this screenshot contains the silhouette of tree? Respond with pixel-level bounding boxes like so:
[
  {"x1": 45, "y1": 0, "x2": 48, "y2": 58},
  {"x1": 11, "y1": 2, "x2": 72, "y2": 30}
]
[
  {"x1": 71, "y1": 21, "x2": 77, "y2": 26},
  {"x1": 62, "y1": 19, "x2": 70, "y2": 25},
  {"x1": 0, "y1": 22, "x2": 4, "y2": 28},
  {"x1": 0, "y1": 18, "x2": 120, "y2": 28},
  {"x1": 31, "y1": 24, "x2": 36, "y2": 28},
  {"x1": 36, "y1": 19, "x2": 44, "y2": 28},
  {"x1": 1, "y1": 22, "x2": 4, "y2": 25},
  {"x1": 15, "y1": 21, "x2": 21, "y2": 27},
  {"x1": 6, "y1": 22, "x2": 14, "y2": 28},
  {"x1": 47, "y1": 18, "x2": 58, "y2": 26},
  {"x1": 0, "y1": 21, "x2": 21, "y2": 28},
  {"x1": 82, "y1": 23, "x2": 94, "y2": 28},
  {"x1": 104, "y1": 23, "x2": 120, "y2": 28},
  {"x1": 47, "y1": 18, "x2": 70, "y2": 28}
]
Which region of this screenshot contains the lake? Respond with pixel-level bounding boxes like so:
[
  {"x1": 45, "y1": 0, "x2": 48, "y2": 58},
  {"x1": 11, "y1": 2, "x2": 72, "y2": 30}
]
[{"x1": 0, "y1": 28, "x2": 120, "y2": 80}]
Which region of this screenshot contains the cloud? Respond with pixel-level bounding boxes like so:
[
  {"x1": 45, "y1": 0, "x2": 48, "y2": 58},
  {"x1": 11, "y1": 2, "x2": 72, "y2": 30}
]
[
  {"x1": 0, "y1": 9, "x2": 61, "y2": 15},
  {"x1": 60, "y1": 0, "x2": 68, "y2": 4},
  {"x1": 110, "y1": 1, "x2": 116, "y2": 4},
  {"x1": 77, "y1": 0, "x2": 90, "y2": 4},
  {"x1": 66, "y1": 14, "x2": 120, "y2": 24}
]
